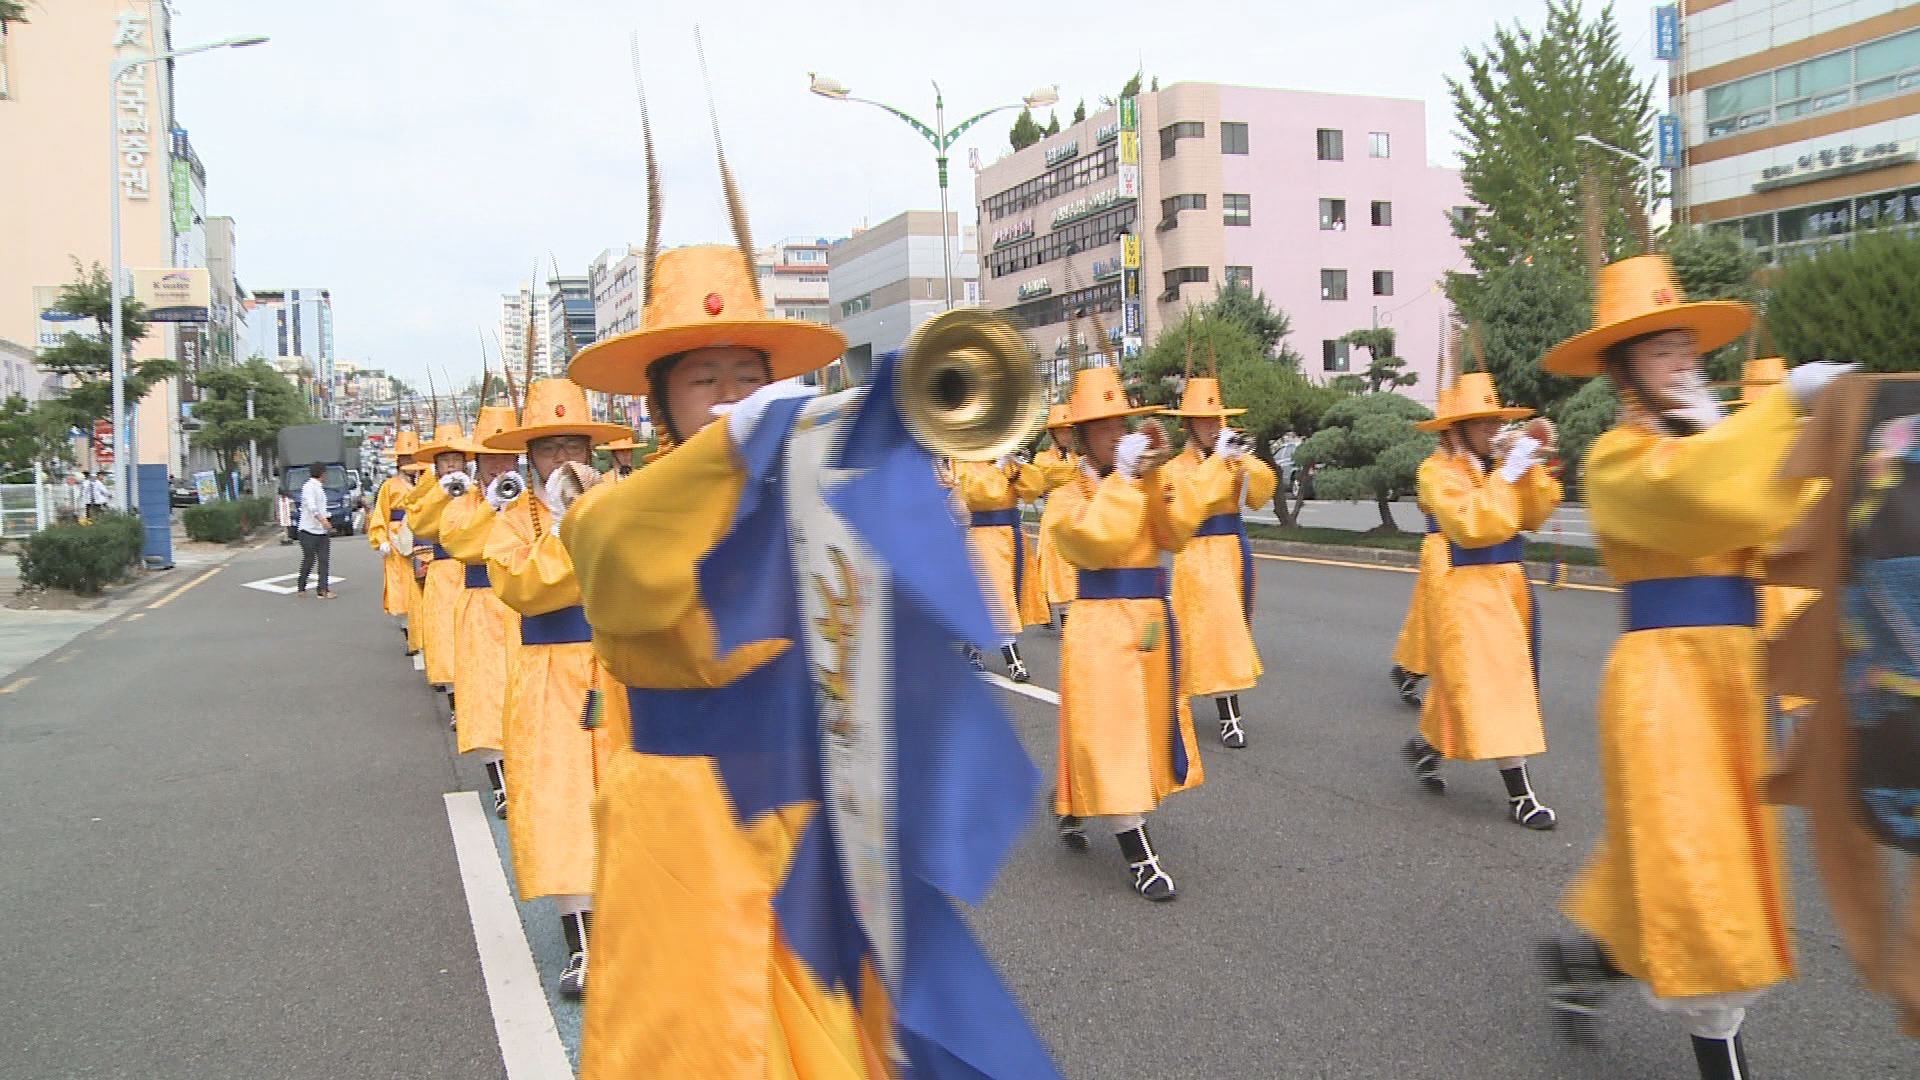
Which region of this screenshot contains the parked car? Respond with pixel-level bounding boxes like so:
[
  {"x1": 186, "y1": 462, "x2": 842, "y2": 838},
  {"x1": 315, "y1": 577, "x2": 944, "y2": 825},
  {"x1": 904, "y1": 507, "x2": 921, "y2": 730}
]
[
  {"x1": 169, "y1": 476, "x2": 198, "y2": 508},
  {"x1": 1274, "y1": 442, "x2": 1315, "y2": 502}
]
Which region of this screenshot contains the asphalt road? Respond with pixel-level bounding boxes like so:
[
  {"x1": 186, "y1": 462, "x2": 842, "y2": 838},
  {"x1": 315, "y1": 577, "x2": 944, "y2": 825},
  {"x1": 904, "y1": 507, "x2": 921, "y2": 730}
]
[
  {"x1": 1253, "y1": 500, "x2": 1596, "y2": 547},
  {"x1": 1, "y1": 540, "x2": 1911, "y2": 1078}
]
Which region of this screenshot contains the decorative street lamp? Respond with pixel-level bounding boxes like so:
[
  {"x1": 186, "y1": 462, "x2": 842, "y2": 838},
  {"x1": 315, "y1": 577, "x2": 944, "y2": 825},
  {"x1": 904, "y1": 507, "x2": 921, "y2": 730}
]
[
  {"x1": 107, "y1": 34, "x2": 267, "y2": 511},
  {"x1": 809, "y1": 74, "x2": 1058, "y2": 310},
  {"x1": 1576, "y1": 133, "x2": 1660, "y2": 223}
]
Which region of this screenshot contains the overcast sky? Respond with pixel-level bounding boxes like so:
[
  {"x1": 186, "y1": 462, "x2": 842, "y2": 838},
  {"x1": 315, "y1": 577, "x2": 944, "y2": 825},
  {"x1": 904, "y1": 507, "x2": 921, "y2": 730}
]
[{"x1": 167, "y1": 0, "x2": 1664, "y2": 386}]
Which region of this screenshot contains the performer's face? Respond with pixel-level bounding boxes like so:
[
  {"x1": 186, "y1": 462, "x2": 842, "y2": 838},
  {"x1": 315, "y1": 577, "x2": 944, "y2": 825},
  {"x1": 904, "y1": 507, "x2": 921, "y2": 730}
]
[
  {"x1": 611, "y1": 449, "x2": 634, "y2": 469},
  {"x1": 1050, "y1": 428, "x2": 1076, "y2": 455},
  {"x1": 1185, "y1": 416, "x2": 1222, "y2": 450},
  {"x1": 527, "y1": 435, "x2": 592, "y2": 479},
  {"x1": 666, "y1": 347, "x2": 772, "y2": 438},
  {"x1": 1458, "y1": 419, "x2": 1499, "y2": 459},
  {"x1": 1623, "y1": 329, "x2": 1701, "y2": 397},
  {"x1": 1079, "y1": 417, "x2": 1128, "y2": 474},
  {"x1": 476, "y1": 454, "x2": 518, "y2": 483},
  {"x1": 434, "y1": 452, "x2": 467, "y2": 477}
]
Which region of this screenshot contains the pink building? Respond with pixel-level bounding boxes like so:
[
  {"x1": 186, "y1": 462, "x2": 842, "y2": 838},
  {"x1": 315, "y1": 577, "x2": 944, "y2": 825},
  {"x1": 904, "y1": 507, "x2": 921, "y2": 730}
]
[{"x1": 976, "y1": 82, "x2": 1468, "y2": 406}]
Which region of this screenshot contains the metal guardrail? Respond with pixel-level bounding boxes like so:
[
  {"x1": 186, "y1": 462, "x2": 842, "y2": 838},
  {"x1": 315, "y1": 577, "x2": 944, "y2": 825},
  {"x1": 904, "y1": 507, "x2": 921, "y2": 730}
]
[{"x1": 0, "y1": 483, "x2": 50, "y2": 540}]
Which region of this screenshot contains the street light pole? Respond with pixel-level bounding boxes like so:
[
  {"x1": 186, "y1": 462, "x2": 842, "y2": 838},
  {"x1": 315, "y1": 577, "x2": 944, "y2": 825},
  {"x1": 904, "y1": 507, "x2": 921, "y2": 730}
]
[
  {"x1": 245, "y1": 386, "x2": 257, "y2": 496},
  {"x1": 107, "y1": 34, "x2": 267, "y2": 512},
  {"x1": 1575, "y1": 133, "x2": 1658, "y2": 222},
  {"x1": 809, "y1": 74, "x2": 1058, "y2": 312}
]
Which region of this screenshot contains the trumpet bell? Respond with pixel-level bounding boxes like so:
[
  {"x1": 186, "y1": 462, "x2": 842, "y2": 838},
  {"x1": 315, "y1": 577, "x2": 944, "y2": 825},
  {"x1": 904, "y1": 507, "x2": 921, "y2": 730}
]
[{"x1": 897, "y1": 308, "x2": 1045, "y2": 463}]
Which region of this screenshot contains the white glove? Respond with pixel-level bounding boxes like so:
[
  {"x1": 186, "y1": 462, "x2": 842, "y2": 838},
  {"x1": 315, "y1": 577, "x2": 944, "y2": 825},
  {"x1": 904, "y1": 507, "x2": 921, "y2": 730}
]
[
  {"x1": 486, "y1": 471, "x2": 526, "y2": 510},
  {"x1": 1214, "y1": 428, "x2": 1249, "y2": 461},
  {"x1": 722, "y1": 381, "x2": 818, "y2": 449},
  {"x1": 1785, "y1": 361, "x2": 1859, "y2": 408},
  {"x1": 440, "y1": 471, "x2": 471, "y2": 498},
  {"x1": 1115, "y1": 431, "x2": 1152, "y2": 479},
  {"x1": 1498, "y1": 434, "x2": 1543, "y2": 484},
  {"x1": 378, "y1": 542, "x2": 392, "y2": 555}
]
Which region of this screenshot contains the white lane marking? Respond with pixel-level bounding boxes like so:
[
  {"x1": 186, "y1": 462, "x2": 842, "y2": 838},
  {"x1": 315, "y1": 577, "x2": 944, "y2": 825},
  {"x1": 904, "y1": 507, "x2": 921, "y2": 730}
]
[
  {"x1": 983, "y1": 671, "x2": 1060, "y2": 706},
  {"x1": 239, "y1": 572, "x2": 344, "y2": 596},
  {"x1": 442, "y1": 792, "x2": 572, "y2": 1080}
]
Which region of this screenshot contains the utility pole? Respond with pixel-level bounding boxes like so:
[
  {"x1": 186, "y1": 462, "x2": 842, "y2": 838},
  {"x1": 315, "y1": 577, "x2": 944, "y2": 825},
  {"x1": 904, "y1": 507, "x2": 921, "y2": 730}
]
[{"x1": 246, "y1": 387, "x2": 257, "y2": 496}]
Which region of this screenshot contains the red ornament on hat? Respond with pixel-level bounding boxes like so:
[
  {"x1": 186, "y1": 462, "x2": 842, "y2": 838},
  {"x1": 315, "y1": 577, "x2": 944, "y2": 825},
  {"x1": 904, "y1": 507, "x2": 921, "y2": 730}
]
[
  {"x1": 554, "y1": 403, "x2": 567, "y2": 417},
  {"x1": 705, "y1": 292, "x2": 725, "y2": 316}
]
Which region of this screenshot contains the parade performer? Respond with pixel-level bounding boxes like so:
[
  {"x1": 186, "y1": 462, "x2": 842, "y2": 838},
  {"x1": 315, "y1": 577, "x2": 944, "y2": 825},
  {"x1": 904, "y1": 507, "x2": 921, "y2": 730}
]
[
  {"x1": 404, "y1": 421, "x2": 474, "y2": 708},
  {"x1": 599, "y1": 437, "x2": 641, "y2": 478},
  {"x1": 1398, "y1": 358, "x2": 1561, "y2": 828},
  {"x1": 411, "y1": 402, "x2": 523, "y2": 818},
  {"x1": 1388, "y1": 386, "x2": 1451, "y2": 709},
  {"x1": 1049, "y1": 359, "x2": 1213, "y2": 901},
  {"x1": 1035, "y1": 403, "x2": 1080, "y2": 628},
  {"x1": 1531, "y1": 236, "x2": 1855, "y2": 1077},
  {"x1": 1161, "y1": 342, "x2": 1277, "y2": 749},
  {"x1": 482, "y1": 377, "x2": 634, "y2": 1000},
  {"x1": 562, "y1": 59, "x2": 1057, "y2": 1072},
  {"x1": 367, "y1": 430, "x2": 423, "y2": 635},
  {"x1": 952, "y1": 451, "x2": 1048, "y2": 682}
]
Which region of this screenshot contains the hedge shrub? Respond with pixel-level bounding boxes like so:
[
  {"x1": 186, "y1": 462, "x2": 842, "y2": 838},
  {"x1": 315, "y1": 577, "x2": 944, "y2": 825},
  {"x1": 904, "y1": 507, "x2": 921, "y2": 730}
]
[
  {"x1": 184, "y1": 496, "x2": 278, "y2": 542},
  {"x1": 18, "y1": 513, "x2": 145, "y2": 595}
]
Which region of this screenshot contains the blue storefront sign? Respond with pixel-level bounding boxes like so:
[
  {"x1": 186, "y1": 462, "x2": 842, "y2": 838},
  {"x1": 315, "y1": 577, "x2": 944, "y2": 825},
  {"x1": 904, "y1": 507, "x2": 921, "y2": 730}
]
[
  {"x1": 1658, "y1": 115, "x2": 1683, "y2": 169},
  {"x1": 1653, "y1": 6, "x2": 1679, "y2": 61}
]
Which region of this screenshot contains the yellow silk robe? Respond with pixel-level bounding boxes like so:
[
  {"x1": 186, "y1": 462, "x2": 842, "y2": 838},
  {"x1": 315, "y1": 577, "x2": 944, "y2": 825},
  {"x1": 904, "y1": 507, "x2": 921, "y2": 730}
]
[
  {"x1": 954, "y1": 459, "x2": 1049, "y2": 634},
  {"x1": 1391, "y1": 453, "x2": 1445, "y2": 677},
  {"x1": 399, "y1": 478, "x2": 437, "y2": 655},
  {"x1": 1033, "y1": 449, "x2": 1080, "y2": 607},
  {"x1": 485, "y1": 492, "x2": 628, "y2": 902},
  {"x1": 1049, "y1": 466, "x2": 1210, "y2": 818},
  {"x1": 406, "y1": 479, "x2": 465, "y2": 688},
  {"x1": 1565, "y1": 387, "x2": 1802, "y2": 999},
  {"x1": 1416, "y1": 453, "x2": 1561, "y2": 761},
  {"x1": 437, "y1": 492, "x2": 520, "y2": 756},
  {"x1": 563, "y1": 422, "x2": 892, "y2": 1080},
  {"x1": 1165, "y1": 446, "x2": 1278, "y2": 697},
  {"x1": 368, "y1": 474, "x2": 416, "y2": 617}
]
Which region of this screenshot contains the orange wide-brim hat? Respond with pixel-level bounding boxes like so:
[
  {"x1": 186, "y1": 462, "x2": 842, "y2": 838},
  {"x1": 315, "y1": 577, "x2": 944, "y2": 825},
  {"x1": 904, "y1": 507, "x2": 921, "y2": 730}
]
[
  {"x1": 1160, "y1": 376, "x2": 1248, "y2": 419},
  {"x1": 469, "y1": 405, "x2": 523, "y2": 456},
  {"x1": 414, "y1": 422, "x2": 477, "y2": 463},
  {"x1": 568, "y1": 245, "x2": 845, "y2": 395},
  {"x1": 1044, "y1": 403, "x2": 1073, "y2": 431},
  {"x1": 1067, "y1": 365, "x2": 1160, "y2": 425},
  {"x1": 391, "y1": 430, "x2": 422, "y2": 459},
  {"x1": 598, "y1": 437, "x2": 643, "y2": 452},
  {"x1": 482, "y1": 378, "x2": 633, "y2": 452},
  {"x1": 1723, "y1": 355, "x2": 1788, "y2": 408},
  {"x1": 1542, "y1": 254, "x2": 1753, "y2": 378},
  {"x1": 1413, "y1": 385, "x2": 1459, "y2": 433},
  {"x1": 1414, "y1": 372, "x2": 1532, "y2": 431}
]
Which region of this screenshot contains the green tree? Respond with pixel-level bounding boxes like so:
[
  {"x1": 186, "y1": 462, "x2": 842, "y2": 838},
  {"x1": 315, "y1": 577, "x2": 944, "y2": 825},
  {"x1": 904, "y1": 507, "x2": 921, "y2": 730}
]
[
  {"x1": 0, "y1": 396, "x2": 74, "y2": 479},
  {"x1": 1766, "y1": 232, "x2": 1920, "y2": 374},
  {"x1": 1008, "y1": 108, "x2": 1043, "y2": 151},
  {"x1": 0, "y1": 1, "x2": 27, "y2": 29},
  {"x1": 1446, "y1": 0, "x2": 1654, "y2": 291},
  {"x1": 190, "y1": 358, "x2": 314, "y2": 478},
  {"x1": 1453, "y1": 255, "x2": 1590, "y2": 414},
  {"x1": 1343, "y1": 327, "x2": 1419, "y2": 393},
  {"x1": 1208, "y1": 281, "x2": 1297, "y2": 361},
  {"x1": 1045, "y1": 112, "x2": 1061, "y2": 136},
  {"x1": 36, "y1": 259, "x2": 175, "y2": 429},
  {"x1": 1548, "y1": 374, "x2": 1617, "y2": 498},
  {"x1": 1295, "y1": 394, "x2": 1436, "y2": 531},
  {"x1": 1666, "y1": 225, "x2": 1765, "y2": 382},
  {"x1": 1072, "y1": 99, "x2": 1087, "y2": 124}
]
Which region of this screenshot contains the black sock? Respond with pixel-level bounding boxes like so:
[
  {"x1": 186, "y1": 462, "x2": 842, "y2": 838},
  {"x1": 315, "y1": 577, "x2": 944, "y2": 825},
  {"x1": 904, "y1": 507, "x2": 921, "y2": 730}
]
[
  {"x1": 1058, "y1": 609, "x2": 1069, "y2": 628},
  {"x1": 1215, "y1": 697, "x2": 1232, "y2": 722},
  {"x1": 561, "y1": 911, "x2": 590, "y2": 955},
  {"x1": 1002, "y1": 644, "x2": 1020, "y2": 666},
  {"x1": 1229, "y1": 693, "x2": 1240, "y2": 717},
  {"x1": 1500, "y1": 765, "x2": 1530, "y2": 799},
  {"x1": 446, "y1": 692, "x2": 456, "y2": 713},
  {"x1": 484, "y1": 760, "x2": 504, "y2": 795}
]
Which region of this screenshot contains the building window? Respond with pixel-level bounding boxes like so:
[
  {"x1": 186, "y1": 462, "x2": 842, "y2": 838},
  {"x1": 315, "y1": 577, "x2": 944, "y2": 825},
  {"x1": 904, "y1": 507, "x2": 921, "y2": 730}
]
[
  {"x1": 1702, "y1": 28, "x2": 1920, "y2": 139},
  {"x1": 1316, "y1": 128, "x2": 1344, "y2": 161},
  {"x1": 1220, "y1": 122, "x2": 1249, "y2": 155},
  {"x1": 1322, "y1": 339, "x2": 1351, "y2": 372},
  {"x1": 1159, "y1": 120, "x2": 1205, "y2": 160},
  {"x1": 1320, "y1": 269, "x2": 1348, "y2": 301},
  {"x1": 1371, "y1": 200, "x2": 1393, "y2": 227},
  {"x1": 1160, "y1": 193, "x2": 1206, "y2": 230},
  {"x1": 1319, "y1": 198, "x2": 1347, "y2": 230},
  {"x1": 1449, "y1": 206, "x2": 1478, "y2": 233},
  {"x1": 1373, "y1": 270, "x2": 1395, "y2": 296},
  {"x1": 1223, "y1": 193, "x2": 1252, "y2": 226},
  {"x1": 1369, "y1": 132, "x2": 1391, "y2": 158},
  {"x1": 1224, "y1": 265, "x2": 1254, "y2": 289},
  {"x1": 1163, "y1": 265, "x2": 1210, "y2": 300},
  {"x1": 840, "y1": 293, "x2": 872, "y2": 318}
]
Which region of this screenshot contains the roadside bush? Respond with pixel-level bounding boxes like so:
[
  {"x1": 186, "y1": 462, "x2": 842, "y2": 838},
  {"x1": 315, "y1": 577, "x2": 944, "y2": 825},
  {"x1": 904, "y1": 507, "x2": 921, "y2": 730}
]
[
  {"x1": 18, "y1": 512, "x2": 144, "y2": 595},
  {"x1": 236, "y1": 496, "x2": 275, "y2": 531},
  {"x1": 183, "y1": 501, "x2": 243, "y2": 543}
]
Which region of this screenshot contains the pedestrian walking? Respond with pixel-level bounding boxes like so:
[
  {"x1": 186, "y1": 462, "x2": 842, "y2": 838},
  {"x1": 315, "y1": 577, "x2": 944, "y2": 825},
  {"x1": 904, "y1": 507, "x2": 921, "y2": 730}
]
[
  {"x1": 295, "y1": 462, "x2": 335, "y2": 598},
  {"x1": 84, "y1": 472, "x2": 110, "y2": 519}
]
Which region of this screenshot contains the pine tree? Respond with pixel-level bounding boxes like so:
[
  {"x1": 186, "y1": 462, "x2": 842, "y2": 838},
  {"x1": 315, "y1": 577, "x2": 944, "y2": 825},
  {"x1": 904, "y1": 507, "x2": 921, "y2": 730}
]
[
  {"x1": 1008, "y1": 107, "x2": 1043, "y2": 151},
  {"x1": 1446, "y1": 0, "x2": 1654, "y2": 289},
  {"x1": 1045, "y1": 112, "x2": 1061, "y2": 136},
  {"x1": 1768, "y1": 231, "x2": 1920, "y2": 373},
  {"x1": 1072, "y1": 99, "x2": 1087, "y2": 124},
  {"x1": 1343, "y1": 327, "x2": 1419, "y2": 392},
  {"x1": 35, "y1": 260, "x2": 171, "y2": 430}
]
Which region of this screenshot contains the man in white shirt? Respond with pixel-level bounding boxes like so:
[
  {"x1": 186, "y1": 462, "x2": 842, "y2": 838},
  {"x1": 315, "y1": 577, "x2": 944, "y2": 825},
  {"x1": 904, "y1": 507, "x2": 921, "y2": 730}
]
[
  {"x1": 84, "y1": 472, "x2": 111, "y2": 519},
  {"x1": 295, "y1": 463, "x2": 335, "y2": 598}
]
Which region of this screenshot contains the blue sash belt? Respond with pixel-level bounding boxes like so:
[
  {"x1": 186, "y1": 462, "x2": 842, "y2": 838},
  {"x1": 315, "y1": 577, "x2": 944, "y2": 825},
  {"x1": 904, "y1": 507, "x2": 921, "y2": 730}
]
[
  {"x1": 970, "y1": 508, "x2": 1028, "y2": 612},
  {"x1": 431, "y1": 544, "x2": 451, "y2": 560},
  {"x1": 1448, "y1": 536, "x2": 1526, "y2": 566},
  {"x1": 463, "y1": 563, "x2": 490, "y2": 589},
  {"x1": 521, "y1": 605, "x2": 591, "y2": 646},
  {"x1": 389, "y1": 508, "x2": 406, "y2": 522},
  {"x1": 1425, "y1": 514, "x2": 1440, "y2": 535},
  {"x1": 1074, "y1": 567, "x2": 1188, "y2": 785},
  {"x1": 1194, "y1": 512, "x2": 1254, "y2": 624},
  {"x1": 1623, "y1": 576, "x2": 1758, "y2": 632}
]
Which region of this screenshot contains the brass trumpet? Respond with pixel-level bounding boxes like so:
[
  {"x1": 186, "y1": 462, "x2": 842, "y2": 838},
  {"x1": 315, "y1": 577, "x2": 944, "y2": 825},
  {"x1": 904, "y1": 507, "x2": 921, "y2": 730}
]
[{"x1": 897, "y1": 308, "x2": 1046, "y2": 463}]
